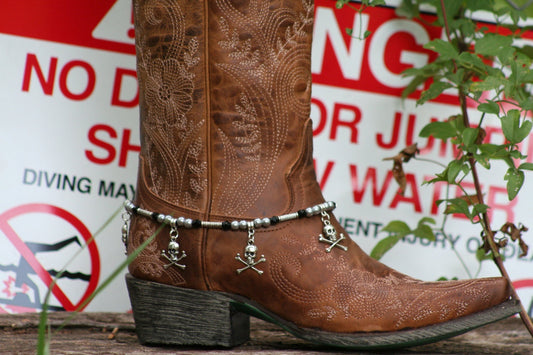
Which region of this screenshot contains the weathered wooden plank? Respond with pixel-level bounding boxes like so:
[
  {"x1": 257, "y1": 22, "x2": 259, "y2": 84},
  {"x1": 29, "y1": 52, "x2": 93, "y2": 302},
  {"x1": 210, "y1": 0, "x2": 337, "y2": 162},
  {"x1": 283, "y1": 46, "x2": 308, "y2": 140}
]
[{"x1": 0, "y1": 312, "x2": 531, "y2": 354}]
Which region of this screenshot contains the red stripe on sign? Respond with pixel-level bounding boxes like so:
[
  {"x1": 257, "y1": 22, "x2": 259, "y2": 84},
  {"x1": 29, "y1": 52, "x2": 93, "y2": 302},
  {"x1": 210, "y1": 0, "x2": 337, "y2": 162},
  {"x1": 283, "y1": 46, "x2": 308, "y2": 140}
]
[
  {"x1": 514, "y1": 279, "x2": 533, "y2": 289},
  {"x1": 0, "y1": 0, "x2": 134, "y2": 54}
]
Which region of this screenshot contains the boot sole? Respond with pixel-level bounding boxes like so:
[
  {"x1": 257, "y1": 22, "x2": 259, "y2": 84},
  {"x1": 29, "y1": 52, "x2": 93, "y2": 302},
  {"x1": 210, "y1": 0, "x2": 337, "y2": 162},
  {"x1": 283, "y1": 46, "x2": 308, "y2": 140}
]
[{"x1": 125, "y1": 273, "x2": 521, "y2": 350}]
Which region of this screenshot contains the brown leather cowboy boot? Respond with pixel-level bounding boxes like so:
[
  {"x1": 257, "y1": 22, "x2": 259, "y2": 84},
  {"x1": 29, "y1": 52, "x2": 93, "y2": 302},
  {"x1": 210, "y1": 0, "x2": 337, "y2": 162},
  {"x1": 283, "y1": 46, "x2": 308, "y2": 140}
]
[{"x1": 123, "y1": 0, "x2": 520, "y2": 349}]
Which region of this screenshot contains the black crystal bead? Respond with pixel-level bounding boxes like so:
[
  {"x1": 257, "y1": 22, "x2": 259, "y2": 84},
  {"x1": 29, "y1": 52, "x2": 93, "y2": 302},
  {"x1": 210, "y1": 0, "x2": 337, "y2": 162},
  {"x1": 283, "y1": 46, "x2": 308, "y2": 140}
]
[
  {"x1": 297, "y1": 209, "x2": 306, "y2": 218},
  {"x1": 270, "y1": 216, "x2": 280, "y2": 225},
  {"x1": 192, "y1": 219, "x2": 202, "y2": 228},
  {"x1": 151, "y1": 212, "x2": 159, "y2": 221},
  {"x1": 222, "y1": 221, "x2": 231, "y2": 230}
]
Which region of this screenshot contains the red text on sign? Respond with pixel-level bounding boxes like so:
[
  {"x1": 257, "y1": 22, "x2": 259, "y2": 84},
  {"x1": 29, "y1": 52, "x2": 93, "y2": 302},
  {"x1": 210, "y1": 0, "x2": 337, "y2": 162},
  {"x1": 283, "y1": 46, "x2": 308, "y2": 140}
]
[
  {"x1": 22, "y1": 53, "x2": 96, "y2": 100},
  {"x1": 85, "y1": 124, "x2": 140, "y2": 168}
]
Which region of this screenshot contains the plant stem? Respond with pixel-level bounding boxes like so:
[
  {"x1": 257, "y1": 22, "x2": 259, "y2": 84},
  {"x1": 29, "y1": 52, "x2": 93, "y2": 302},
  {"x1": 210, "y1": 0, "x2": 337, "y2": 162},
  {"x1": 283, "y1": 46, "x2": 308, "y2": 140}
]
[
  {"x1": 458, "y1": 73, "x2": 533, "y2": 337},
  {"x1": 439, "y1": 0, "x2": 533, "y2": 335}
]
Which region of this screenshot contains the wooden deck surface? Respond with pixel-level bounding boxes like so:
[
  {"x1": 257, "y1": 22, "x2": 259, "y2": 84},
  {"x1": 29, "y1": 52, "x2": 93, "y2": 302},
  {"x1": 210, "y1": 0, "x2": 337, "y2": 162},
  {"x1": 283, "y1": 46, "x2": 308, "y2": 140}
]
[{"x1": 0, "y1": 312, "x2": 531, "y2": 354}]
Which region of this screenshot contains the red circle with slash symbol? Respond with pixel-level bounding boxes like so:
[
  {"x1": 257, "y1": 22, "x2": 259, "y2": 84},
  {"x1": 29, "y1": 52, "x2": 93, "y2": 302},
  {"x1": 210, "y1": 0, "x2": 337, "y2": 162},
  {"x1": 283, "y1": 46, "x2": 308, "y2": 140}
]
[{"x1": 0, "y1": 203, "x2": 100, "y2": 311}]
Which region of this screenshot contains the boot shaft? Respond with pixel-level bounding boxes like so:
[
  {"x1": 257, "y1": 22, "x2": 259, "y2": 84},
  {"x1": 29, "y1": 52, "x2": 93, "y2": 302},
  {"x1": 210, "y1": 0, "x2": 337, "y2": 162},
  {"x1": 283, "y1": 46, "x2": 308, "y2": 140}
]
[{"x1": 134, "y1": 0, "x2": 321, "y2": 219}]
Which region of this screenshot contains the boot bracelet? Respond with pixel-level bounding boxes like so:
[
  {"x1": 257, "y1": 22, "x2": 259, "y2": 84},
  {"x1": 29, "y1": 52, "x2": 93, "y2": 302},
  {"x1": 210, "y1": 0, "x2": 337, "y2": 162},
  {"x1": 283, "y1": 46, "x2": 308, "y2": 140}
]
[{"x1": 121, "y1": 200, "x2": 347, "y2": 275}]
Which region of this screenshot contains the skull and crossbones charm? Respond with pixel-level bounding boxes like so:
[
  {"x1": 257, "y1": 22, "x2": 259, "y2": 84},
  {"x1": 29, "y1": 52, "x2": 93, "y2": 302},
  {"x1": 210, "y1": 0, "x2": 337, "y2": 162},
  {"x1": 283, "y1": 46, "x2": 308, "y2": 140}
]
[
  {"x1": 161, "y1": 228, "x2": 187, "y2": 270},
  {"x1": 236, "y1": 243, "x2": 266, "y2": 275},
  {"x1": 318, "y1": 211, "x2": 347, "y2": 252},
  {"x1": 235, "y1": 224, "x2": 266, "y2": 275}
]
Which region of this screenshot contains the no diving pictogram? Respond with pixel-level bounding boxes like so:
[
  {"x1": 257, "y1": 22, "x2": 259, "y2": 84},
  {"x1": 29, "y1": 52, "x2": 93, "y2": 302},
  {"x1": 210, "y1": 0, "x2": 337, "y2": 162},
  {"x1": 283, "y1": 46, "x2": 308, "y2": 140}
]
[{"x1": 0, "y1": 204, "x2": 100, "y2": 311}]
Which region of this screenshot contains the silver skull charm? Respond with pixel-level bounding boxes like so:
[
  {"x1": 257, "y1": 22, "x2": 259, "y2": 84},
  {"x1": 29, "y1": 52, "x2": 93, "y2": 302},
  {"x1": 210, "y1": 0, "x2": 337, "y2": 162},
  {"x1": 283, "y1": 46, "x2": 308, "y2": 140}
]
[
  {"x1": 235, "y1": 225, "x2": 266, "y2": 275},
  {"x1": 168, "y1": 241, "x2": 180, "y2": 254},
  {"x1": 322, "y1": 224, "x2": 338, "y2": 241},
  {"x1": 318, "y1": 211, "x2": 347, "y2": 252},
  {"x1": 161, "y1": 228, "x2": 187, "y2": 270},
  {"x1": 244, "y1": 244, "x2": 257, "y2": 262}
]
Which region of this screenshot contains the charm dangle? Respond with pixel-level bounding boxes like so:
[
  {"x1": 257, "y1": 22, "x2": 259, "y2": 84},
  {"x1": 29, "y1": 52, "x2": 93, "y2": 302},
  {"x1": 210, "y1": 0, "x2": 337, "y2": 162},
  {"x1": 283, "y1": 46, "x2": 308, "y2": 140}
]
[
  {"x1": 161, "y1": 227, "x2": 187, "y2": 270},
  {"x1": 121, "y1": 211, "x2": 131, "y2": 255},
  {"x1": 235, "y1": 223, "x2": 266, "y2": 275},
  {"x1": 318, "y1": 211, "x2": 347, "y2": 252}
]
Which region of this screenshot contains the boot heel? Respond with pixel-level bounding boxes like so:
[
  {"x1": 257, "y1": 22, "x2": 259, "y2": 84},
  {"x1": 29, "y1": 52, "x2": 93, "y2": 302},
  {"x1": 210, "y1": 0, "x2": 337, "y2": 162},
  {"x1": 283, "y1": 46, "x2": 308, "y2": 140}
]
[{"x1": 125, "y1": 273, "x2": 250, "y2": 347}]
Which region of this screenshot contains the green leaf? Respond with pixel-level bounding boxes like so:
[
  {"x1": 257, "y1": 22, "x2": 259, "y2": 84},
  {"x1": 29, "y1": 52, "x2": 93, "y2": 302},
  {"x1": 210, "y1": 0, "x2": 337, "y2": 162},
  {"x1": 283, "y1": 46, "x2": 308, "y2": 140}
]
[
  {"x1": 443, "y1": 198, "x2": 471, "y2": 217},
  {"x1": 470, "y1": 76, "x2": 505, "y2": 92},
  {"x1": 519, "y1": 162, "x2": 533, "y2": 170},
  {"x1": 335, "y1": 0, "x2": 350, "y2": 9},
  {"x1": 413, "y1": 223, "x2": 436, "y2": 241},
  {"x1": 510, "y1": 149, "x2": 527, "y2": 160},
  {"x1": 418, "y1": 81, "x2": 454, "y2": 104},
  {"x1": 381, "y1": 220, "x2": 410, "y2": 236},
  {"x1": 424, "y1": 39, "x2": 459, "y2": 59},
  {"x1": 476, "y1": 247, "x2": 492, "y2": 262},
  {"x1": 418, "y1": 217, "x2": 436, "y2": 226},
  {"x1": 462, "y1": 127, "x2": 479, "y2": 150},
  {"x1": 478, "y1": 143, "x2": 509, "y2": 159},
  {"x1": 475, "y1": 33, "x2": 513, "y2": 56},
  {"x1": 419, "y1": 121, "x2": 457, "y2": 139},
  {"x1": 370, "y1": 235, "x2": 401, "y2": 260},
  {"x1": 475, "y1": 153, "x2": 491, "y2": 169},
  {"x1": 395, "y1": 0, "x2": 419, "y2": 18},
  {"x1": 457, "y1": 52, "x2": 488, "y2": 72},
  {"x1": 369, "y1": 0, "x2": 386, "y2": 6},
  {"x1": 501, "y1": 109, "x2": 532, "y2": 144},
  {"x1": 505, "y1": 168, "x2": 525, "y2": 200},
  {"x1": 447, "y1": 159, "x2": 467, "y2": 183},
  {"x1": 472, "y1": 203, "x2": 489, "y2": 215},
  {"x1": 402, "y1": 75, "x2": 427, "y2": 99},
  {"x1": 466, "y1": 0, "x2": 495, "y2": 12},
  {"x1": 477, "y1": 102, "x2": 500, "y2": 115}
]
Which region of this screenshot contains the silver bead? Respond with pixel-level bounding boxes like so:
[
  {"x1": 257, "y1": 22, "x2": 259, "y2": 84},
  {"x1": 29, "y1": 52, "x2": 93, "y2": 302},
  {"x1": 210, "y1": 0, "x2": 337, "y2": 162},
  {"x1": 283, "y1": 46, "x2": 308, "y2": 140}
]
[
  {"x1": 177, "y1": 216, "x2": 185, "y2": 227},
  {"x1": 124, "y1": 200, "x2": 134, "y2": 211},
  {"x1": 239, "y1": 220, "x2": 248, "y2": 230},
  {"x1": 164, "y1": 215, "x2": 173, "y2": 225},
  {"x1": 305, "y1": 207, "x2": 313, "y2": 217},
  {"x1": 157, "y1": 214, "x2": 165, "y2": 223},
  {"x1": 253, "y1": 218, "x2": 263, "y2": 228},
  {"x1": 262, "y1": 217, "x2": 271, "y2": 227},
  {"x1": 184, "y1": 218, "x2": 193, "y2": 228},
  {"x1": 312, "y1": 205, "x2": 320, "y2": 214},
  {"x1": 231, "y1": 221, "x2": 240, "y2": 230},
  {"x1": 169, "y1": 218, "x2": 177, "y2": 228}
]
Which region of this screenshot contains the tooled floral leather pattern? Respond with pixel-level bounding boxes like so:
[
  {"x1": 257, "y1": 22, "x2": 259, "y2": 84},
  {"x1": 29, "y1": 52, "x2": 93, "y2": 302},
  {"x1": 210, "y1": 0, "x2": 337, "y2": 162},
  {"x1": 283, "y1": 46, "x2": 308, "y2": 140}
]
[
  {"x1": 134, "y1": 0, "x2": 207, "y2": 210},
  {"x1": 209, "y1": 0, "x2": 314, "y2": 216},
  {"x1": 127, "y1": 216, "x2": 186, "y2": 286},
  {"x1": 268, "y1": 234, "x2": 494, "y2": 331}
]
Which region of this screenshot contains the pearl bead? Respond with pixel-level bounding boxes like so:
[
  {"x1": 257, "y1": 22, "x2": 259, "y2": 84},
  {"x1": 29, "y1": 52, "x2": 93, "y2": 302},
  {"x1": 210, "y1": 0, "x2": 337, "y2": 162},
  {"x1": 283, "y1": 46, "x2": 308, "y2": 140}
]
[
  {"x1": 184, "y1": 218, "x2": 193, "y2": 228},
  {"x1": 262, "y1": 218, "x2": 271, "y2": 227},
  {"x1": 231, "y1": 221, "x2": 240, "y2": 230}
]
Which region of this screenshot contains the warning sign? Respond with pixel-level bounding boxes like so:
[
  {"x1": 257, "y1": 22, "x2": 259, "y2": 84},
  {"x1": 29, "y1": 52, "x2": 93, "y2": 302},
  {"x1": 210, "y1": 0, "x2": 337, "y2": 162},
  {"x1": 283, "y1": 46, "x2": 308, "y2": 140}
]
[{"x1": 0, "y1": 204, "x2": 100, "y2": 313}]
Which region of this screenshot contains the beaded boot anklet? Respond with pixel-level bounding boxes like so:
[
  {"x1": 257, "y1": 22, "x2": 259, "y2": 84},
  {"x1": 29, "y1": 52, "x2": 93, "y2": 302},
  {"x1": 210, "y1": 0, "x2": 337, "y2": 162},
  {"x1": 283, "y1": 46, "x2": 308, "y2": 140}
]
[{"x1": 122, "y1": 200, "x2": 347, "y2": 275}]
